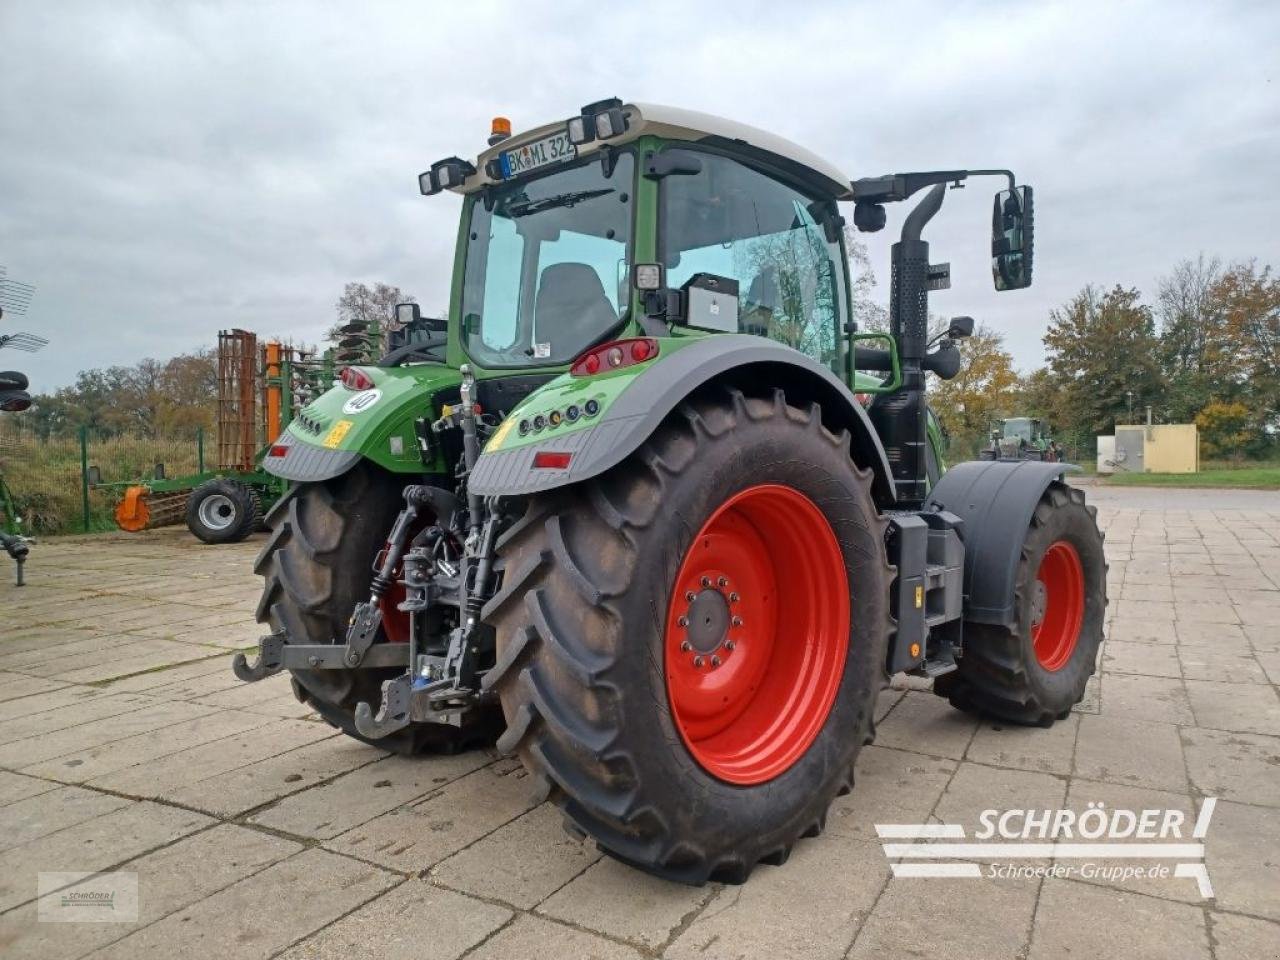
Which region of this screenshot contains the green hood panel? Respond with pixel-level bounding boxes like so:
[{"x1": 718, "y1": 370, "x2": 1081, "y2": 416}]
[{"x1": 283, "y1": 364, "x2": 463, "y2": 474}]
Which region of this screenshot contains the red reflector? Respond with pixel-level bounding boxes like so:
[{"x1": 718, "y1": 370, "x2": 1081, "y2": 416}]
[
  {"x1": 571, "y1": 338, "x2": 659, "y2": 377},
  {"x1": 532, "y1": 451, "x2": 572, "y2": 470},
  {"x1": 269, "y1": 444, "x2": 289, "y2": 458},
  {"x1": 339, "y1": 366, "x2": 375, "y2": 391}
]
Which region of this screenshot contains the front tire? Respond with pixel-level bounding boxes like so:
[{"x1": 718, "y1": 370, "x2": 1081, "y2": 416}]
[
  {"x1": 484, "y1": 388, "x2": 891, "y2": 883},
  {"x1": 934, "y1": 483, "x2": 1106, "y2": 725}
]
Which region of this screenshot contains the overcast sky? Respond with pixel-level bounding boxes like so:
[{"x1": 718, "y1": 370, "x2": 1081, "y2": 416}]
[{"x1": 2, "y1": 0, "x2": 1277, "y2": 390}]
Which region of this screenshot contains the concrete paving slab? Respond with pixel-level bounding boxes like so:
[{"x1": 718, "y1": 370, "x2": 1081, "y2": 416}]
[
  {"x1": 20, "y1": 707, "x2": 271, "y2": 783},
  {"x1": 932, "y1": 763, "x2": 1067, "y2": 864},
  {"x1": 0, "y1": 769, "x2": 59, "y2": 806},
  {"x1": 828, "y1": 745, "x2": 956, "y2": 841},
  {"x1": 1074, "y1": 714, "x2": 1188, "y2": 792},
  {"x1": 0, "y1": 800, "x2": 213, "y2": 911},
  {"x1": 84, "y1": 847, "x2": 398, "y2": 960},
  {"x1": 1028, "y1": 879, "x2": 1209, "y2": 960},
  {"x1": 537, "y1": 857, "x2": 712, "y2": 950},
  {"x1": 665, "y1": 836, "x2": 888, "y2": 960},
  {"x1": 1202, "y1": 800, "x2": 1280, "y2": 921},
  {"x1": 1100, "y1": 673, "x2": 1195, "y2": 725},
  {"x1": 88, "y1": 717, "x2": 337, "y2": 797},
  {"x1": 249, "y1": 751, "x2": 494, "y2": 839},
  {"x1": 1184, "y1": 679, "x2": 1280, "y2": 735},
  {"x1": 325, "y1": 759, "x2": 540, "y2": 873},
  {"x1": 431, "y1": 802, "x2": 598, "y2": 910},
  {"x1": 0, "y1": 824, "x2": 299, "y2": 960},
  {"x1": 162, "y1": 735, "x2": 384, "y2": 817},
  {"x1": 0, "y1": 672, "x2": 68, "y2": 702},
  {"x1": 0, "y1": 691, "x2": 153, "y2": 744},
  {"x1": 0, "y1": 683, "x2": 108, "y2": 724},
  {"x1": 848, "y1": 875, "x2": 1039, "y2": 960},
  {"x1": 0, "y1": 784, "x2": 131, "y2": 851},
  {"x1": 1103, "y1": 639, "x2": 1182, "y2": 677},
  {"x1": 468, "y1": 913, "x2": 642, "y2": 960},
  {"x1": 277, "y1": 881, "x2": 513, "y2": 960},
  {"x1": 1209, "y1": 912, "x2": 1280, "y2": 960},
  {"x1": 966, "y1": 713, "x2": 1080, "y2": 776},
  {"x1": 874, "y1": 690, "x2": 978, "y2": 760},
  {"x1": 1178, "y1": 646, "x2": 1269, "y2": 683},
  {"x1": 0, "y1": 698, "x2": 221, "y2": 767}
]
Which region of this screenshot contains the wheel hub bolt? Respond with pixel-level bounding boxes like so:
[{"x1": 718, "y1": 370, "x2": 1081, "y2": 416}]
[
  {"x1": 729, "y1": 592, "x2": 739, "y2": 603},
  {"x1": 718, "y1": 576, "x2": 729, "y2": 588},
  {"x1": 693, "y1": 656, "x2": 704, "y2": 668},
  {"x1": 731, "y1": 616, "x2": 743, "y2": 627},
  {"x1": 681, "y1": 640, "x2": 692, "y2": 652},
  {"x1": 701, "y1": 576, "x2": 711, "y2": 587},
  {"x1": 686, "y1": 591, "x2": 696, "y2": 602},
  {"x1": 725, "y1": 640, "x2": 736, "y2": 651},
  {"x1": 710, "y1": 655, "x2": 722, "y2": 667},
  {"x1": 678, "y1": 616, "x2": 689, "y2": 627}
]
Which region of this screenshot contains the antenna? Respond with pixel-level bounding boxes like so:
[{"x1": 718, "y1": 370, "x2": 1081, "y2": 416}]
[
  {"x1": 0, "y1": 266, "x2": 36, "y2": 317},
  {"x1": 0, "y1": 332, "x2": 49, "y2": 353}
]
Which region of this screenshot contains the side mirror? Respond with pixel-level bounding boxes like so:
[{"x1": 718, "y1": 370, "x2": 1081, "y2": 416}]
[
  {"x1": 394, "y1": 303, "x2": 421, "y2": 327},
  {"x1": 947, "y1": 316, "x2": 975, "y2": 339},
  {"x1": 991, "y1": 185, "x2": 1034, "y2": 291}
]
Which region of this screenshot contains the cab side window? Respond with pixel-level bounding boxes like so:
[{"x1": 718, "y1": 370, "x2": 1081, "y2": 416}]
[{"x1": 660, "y1": 151, "x2": 847, "y2": 369}]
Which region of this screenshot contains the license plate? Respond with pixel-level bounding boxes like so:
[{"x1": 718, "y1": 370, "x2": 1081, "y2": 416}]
[{"x1": 498, "y1": 130, "x2": 577, "y2": 178}]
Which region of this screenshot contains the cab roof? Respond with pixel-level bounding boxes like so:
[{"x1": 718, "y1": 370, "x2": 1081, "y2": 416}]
[{"x1": 461, "y1": 101, "x2": 852, "y2": 200}]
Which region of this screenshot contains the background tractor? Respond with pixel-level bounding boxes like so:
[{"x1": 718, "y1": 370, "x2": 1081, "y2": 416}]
[
  {"x1": 234, "y1": 100, "x2": 1106, "y2": 884},
  {"x1": 981, "y1": 416, "x2": 1063, "y2": 461}
]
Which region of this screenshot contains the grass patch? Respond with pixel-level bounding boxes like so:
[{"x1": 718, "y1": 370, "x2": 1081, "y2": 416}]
[{"x1": 1105, "y1": 465, "x2": 1280, "y2": 489}]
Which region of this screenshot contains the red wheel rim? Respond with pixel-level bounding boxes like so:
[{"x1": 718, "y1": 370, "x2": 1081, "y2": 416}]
[
  {"x1": 664, "y1": 483, "x2": 849, "y2": 785},
  {"x1": 1032, "y1": 540, "x2": 1085, "y2": 671}
]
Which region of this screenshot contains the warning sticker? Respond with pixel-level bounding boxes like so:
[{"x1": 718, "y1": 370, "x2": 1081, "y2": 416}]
[{"x1": 322, "y1": 419, "x2": 354, "y2": 448}]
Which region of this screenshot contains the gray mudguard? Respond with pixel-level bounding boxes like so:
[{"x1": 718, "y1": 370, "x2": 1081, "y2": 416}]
[
  {"x1": 260, "y1": 431, "x2": 361, "y2": 483},
  {"x1": 468, "y1": 334, "x2": 896, "y2": 504},
  {"x1": 924, "y1": 459, "x2": 1082, "y2": 628}
]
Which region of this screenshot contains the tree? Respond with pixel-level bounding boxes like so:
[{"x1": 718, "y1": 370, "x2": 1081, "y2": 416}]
[
  {"x1": 929, "y1": 323, "x2": 1019, "y2": 456},
  {"x1": 1196, "y1": 400, "x2": 1252, "y2": 461},
  {"x1": 1156, "y1": 255, "x2": 1239, "y2": 421},
  {"x1": 1212, "y1": 261, "x2": 1279, "y2": 447},
  {"x1": 1043, "y1": 285, "x2": 1164, "y2": 449},
  {"x1": 328, "y1": 282, "x2": 416, "y2": 345}
]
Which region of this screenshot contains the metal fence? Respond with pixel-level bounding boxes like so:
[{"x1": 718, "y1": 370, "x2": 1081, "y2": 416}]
[{"x1": 0, "y1": 422, "x2": 206, "y2": 534}]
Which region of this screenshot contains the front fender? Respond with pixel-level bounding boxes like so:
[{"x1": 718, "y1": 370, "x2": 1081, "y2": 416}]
[
  {"x1": 924, "y1": 459, "x2": 1082, "y2": 627},
  {"x1": 469, "y1": 335, "x2": 896, "y2": 503}
]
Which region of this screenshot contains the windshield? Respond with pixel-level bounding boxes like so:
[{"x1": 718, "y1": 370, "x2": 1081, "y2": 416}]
[
  {"x1": 1003, "y1": 419, "x2": 1033, "y2": 441},
  {"x1": 460, "y1": 152, "x2": 634, "y2": 368}
]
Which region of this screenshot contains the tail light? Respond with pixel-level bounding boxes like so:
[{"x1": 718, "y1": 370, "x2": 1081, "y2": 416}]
[
  {"x1": 532, "y1": 451, "x2": 573, "y2": 469},
  {"x1": 570, "y1": 338, "x2": 659, "y2": 377},
  {"x1": 340, "y1": 367, "x2": 375, "y2": 391}
]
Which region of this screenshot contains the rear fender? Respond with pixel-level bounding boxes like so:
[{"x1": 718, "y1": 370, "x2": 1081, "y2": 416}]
[
  {"x1": 924, "y1": 459, "x2": 1082, "y2": 627},
  {"x1": 262, "y1": 364, "x2": 463, "y2": 483},
  {"x1": 469, "y1": 335, "x2": 896, "y2": 505}
]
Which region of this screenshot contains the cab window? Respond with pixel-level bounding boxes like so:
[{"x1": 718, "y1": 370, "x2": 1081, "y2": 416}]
[{"x1": 660, "y1": 150, "x2": 847, "y2": 369}]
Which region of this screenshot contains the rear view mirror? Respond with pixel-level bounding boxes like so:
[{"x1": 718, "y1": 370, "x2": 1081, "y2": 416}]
[
  {"x1": 394, "y1": 303, "x2": 421, "y2": 326},
  {"x1": 992, "y1": 185, "x2": 1034, "y2": 291}
]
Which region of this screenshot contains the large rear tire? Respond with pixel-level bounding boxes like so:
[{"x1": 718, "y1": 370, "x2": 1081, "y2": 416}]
[
  {"x1": 934, "y1": 483, "x2": 1106, "y2": 725},
  {"x1": 484, "y1": 388, "x2": 891, "y2": 883},
  {"x1": 254, "y1": 463, "x2": 501, "y2": 754}
]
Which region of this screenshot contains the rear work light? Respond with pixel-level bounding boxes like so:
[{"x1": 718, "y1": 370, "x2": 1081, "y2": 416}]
[
  {"x1": 340, "y1": 367, "x2": 375, "y2": 391},
  {"x1": 268, "y1": 444, "x2": 289, "y2": 458},
  {"x1": 570, "y1": 337, "x2": 659, "y2": 377},
  {"x1": 532, "y1": 451, "x2": 573, "y2": 470}
]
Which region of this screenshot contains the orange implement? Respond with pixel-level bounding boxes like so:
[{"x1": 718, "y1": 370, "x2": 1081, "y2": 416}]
[{"x1": 115, "y1": 485, "x2": 151, "y2": 532}]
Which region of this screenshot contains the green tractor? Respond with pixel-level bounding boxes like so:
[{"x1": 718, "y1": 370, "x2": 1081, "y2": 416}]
[
  {"x1": 982, "y1": 416, "x2": 1063, "y2": 462},
  {"x1": 234, "y1": 100, "x2": 1106, "y2": 883}
]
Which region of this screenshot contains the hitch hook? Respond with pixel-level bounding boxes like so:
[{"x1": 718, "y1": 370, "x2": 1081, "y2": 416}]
[
  {"x1": 232, "y1": 631, "x2": 286, "y2": 682},
  {"x1": 353, "y1": 674, "x2": 413, "y2": 739}
]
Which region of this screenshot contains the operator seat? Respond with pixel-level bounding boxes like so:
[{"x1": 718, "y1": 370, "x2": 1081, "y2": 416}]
[
  {"x1": 534, "y1": 263, "x2": 618, "y2": 356},
  {"x1": 741, "y1": 267, "x2": 779, "y2": 337}
]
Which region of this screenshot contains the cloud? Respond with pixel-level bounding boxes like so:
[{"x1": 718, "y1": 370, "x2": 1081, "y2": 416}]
[{"x1": 2, "y1": 0, "x2": 1277, "y2": 389}]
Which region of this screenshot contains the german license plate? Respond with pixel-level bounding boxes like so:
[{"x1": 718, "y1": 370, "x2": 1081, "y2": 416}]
[{"x1": 498, "y1": 130, "x2": 577, "y2": 178}]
